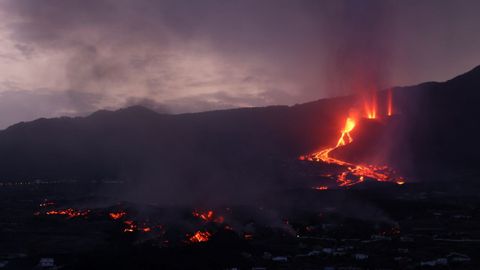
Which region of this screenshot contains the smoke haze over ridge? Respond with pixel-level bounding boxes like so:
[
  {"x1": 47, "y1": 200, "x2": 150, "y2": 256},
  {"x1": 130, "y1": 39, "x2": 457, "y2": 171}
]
[{"x1": 0, "y1": 0, "x2": 479, "y2": 128}]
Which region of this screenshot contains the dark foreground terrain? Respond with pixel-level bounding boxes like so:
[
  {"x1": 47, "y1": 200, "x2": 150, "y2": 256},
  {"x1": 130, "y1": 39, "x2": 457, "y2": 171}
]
[
  {"x1": 1, "y1": 66, "x2": 480, "y2": 269},
  {"x1": 1, "y1": 174, "x2": 479, "y2": 270}
]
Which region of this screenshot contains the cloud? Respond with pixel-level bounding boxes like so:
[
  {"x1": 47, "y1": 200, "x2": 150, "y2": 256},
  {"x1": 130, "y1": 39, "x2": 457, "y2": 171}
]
[
  {"x1": 0, "y1": 90, "x2": 99, "y2": 128},
  {"x1": 0, "y1": 0, "x2": 479, "y2": 128}
]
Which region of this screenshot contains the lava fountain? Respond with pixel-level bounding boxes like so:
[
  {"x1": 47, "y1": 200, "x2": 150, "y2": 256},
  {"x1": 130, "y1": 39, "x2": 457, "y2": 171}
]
[
  {"x1": 387, "y1": 88, "x2": 393, "y2": 116},
  {"x1": 363, "y1": 91, "x2": 377, "y2": 119},
  {"x1": 300, "y1": 92, "x2": 405, "y2": 187}
]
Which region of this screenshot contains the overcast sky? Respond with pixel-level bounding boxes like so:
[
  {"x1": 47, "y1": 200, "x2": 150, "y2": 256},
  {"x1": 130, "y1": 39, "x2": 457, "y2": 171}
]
[{"x1": 0, "y1": 0, "x2": 479, "y2": 128}]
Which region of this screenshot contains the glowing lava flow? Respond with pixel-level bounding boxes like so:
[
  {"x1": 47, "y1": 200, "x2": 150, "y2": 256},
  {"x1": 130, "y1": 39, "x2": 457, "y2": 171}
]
[
  {"x1": 192, "y1": 209, "x2": 224, "y2": 224},
  {"x1": 301, "y1": 116, "x2": 405, "y2": 187},
  {"x1": 45, "y1": 208, "x2": 90, "y2": 218},
  {"x1": 109, "y1": 211, "x2": 126, "y2": 220},
  {"x1": 189, "y1": 231, "x2": 211, "y2": 243}
]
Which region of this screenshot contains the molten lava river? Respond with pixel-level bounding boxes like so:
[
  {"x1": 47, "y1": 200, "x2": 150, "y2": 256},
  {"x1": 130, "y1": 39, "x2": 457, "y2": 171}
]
[{"x1": 300, "y1": 94, "x2": 405, "y2": 188}]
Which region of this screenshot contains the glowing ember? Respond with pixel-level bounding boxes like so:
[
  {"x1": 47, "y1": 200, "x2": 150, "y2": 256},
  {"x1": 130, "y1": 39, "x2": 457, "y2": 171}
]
[
  {"x1": 45, "y1": 208, "x2": 89, "y2": 218},
  {"x1": 313, "y1": 186, "x2": 329, "y2": 190},
  {"x1": 39, "y1": 200, "x2": 55, "y2": 207},
  {"x1": 121, "y1": 220, "x2": 154, "y2": 233},
  {"x1": 189, "y1": 231, "x2": 211, "y2": 242},
  {"x1": 192, "y1": 210, "x2": 214, "y2": 221},
  {"x1": 140, "y1": 227, "x2": 151, "y2": 232},
  {"x1": 244, "y1": 233, "x2": 253, "y2": 240},
  {"x1": 123, "y1": 220, "x2": 136, "y2": 232},
  {"x1": 192, "y1": 210, "x2": 224, "y2": 223},
  {"x1": 109, "y1": 211, "x2": 127, "y2": 220}
]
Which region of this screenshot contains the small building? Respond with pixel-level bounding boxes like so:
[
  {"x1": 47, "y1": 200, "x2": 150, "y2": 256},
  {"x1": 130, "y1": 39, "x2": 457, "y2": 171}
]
[
  {"x1": 338, "y1": 267, "x2": 362, "y2": 270},
  {"x1": 322, "y1": 248, "x2": 333, "y2": 254},
  {"x1": 420, "y1": 258, "x2": 447, "y2": 266},
  {"x1": 353, "y1": 253, "x2": 368, "y2": 260},
  {"x1": 371, "y1": 234, "x2": 392, "y2": 241},
  {"x1": 272, "y1": 256, "x2": 288, "y2": 262},
  {"x1": 38, "y1": 258, "x2": 55, "y2": 268},
  {"x1": 262, "y1": 252, "x2": 272, "y2": 260},
  {"x1": 307, "y1": 250, "x2": 321, "y2": 256},
  {"x1": 447, "y1": 252, "x2": 471, "y2": 263},
  {"x1": 400, "y1": 236, "x2": 414, "y2": 242},
  {"x1": 0, "y1": 261, "x2": 8, "y2": 268}
]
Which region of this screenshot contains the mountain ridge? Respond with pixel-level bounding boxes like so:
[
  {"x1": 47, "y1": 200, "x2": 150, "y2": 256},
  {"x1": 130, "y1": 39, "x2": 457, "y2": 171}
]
[
  {"x1": 5, "y1": 64, "x2": 480, "y2": 133},
  {"x1": 0, "y1": 65, "x2": 479, "y2": 186}
]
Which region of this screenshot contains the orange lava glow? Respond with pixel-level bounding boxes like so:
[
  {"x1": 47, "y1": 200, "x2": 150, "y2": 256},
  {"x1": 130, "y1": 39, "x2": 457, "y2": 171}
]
[
  {"x1": 122, "y1": 220, "x2": 153, "y2": 233},
  {"x1": 123, "y1": 220, "x2": 136, "y2": 232},
  {"x1": 387, "y1": 89, "x2": 393, "y2": 116},
  {"x1": 39, "y1": 200, "x2": 55, "y2": 207},
  {"x1": 364, "y1": 92, "x2": 377, "y2": 119},
  {"x1": 109, "y1": 211, "x2": 127, "y2": 220},
  {"x1": 45, "y1": 208, "x2": 90, "y2": 218},
  {"x1": 299, "y1": 110, "x2": 405, "y2": 187},
  {"x1": 244, "y1": 233, "x2": 254, "y2": 240},
  {"x1": 189, "y1": 231, "x2": 211, "y2": 243},
  {"x1": 336, "y1": 117, "x2": 356, "y2": 147},
  {"x1": 193, "y1": 210, "x2": 213, "y2": 221},
  {"x1": 140, "y1": 226, "x2": 151, "y2": 232},
  {"x1": 192, "y1": 210, "x2": 224, "y2": 223}
]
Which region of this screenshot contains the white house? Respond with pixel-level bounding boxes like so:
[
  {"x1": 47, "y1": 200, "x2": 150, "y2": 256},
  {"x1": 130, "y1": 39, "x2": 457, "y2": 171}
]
[
  {"x1": 354, "y1": 253, "x2": 368, "y2": 260},
  {"x1": 38, "y1": 258, "x2": 55, "y2": 268}
]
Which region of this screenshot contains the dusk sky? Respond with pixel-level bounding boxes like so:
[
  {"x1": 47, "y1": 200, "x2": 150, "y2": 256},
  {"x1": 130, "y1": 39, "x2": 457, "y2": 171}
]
[{"x1": 0, "y1": 0, "x2": 479, "y2": 128}]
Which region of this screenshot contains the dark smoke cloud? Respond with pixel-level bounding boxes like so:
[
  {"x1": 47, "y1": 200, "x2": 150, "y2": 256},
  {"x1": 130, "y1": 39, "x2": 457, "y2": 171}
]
[
  {"x1": 0, "y1": 0, "x2": 480, "y2": 128},
  {"x1": 322, "y1": 1, "x2": 395, "y2": 96}
]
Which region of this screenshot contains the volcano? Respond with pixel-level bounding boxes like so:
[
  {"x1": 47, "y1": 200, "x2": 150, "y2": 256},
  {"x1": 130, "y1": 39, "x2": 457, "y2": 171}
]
[{"x1": 0, "y1": 65, "x2": 479, "y2": 198}]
